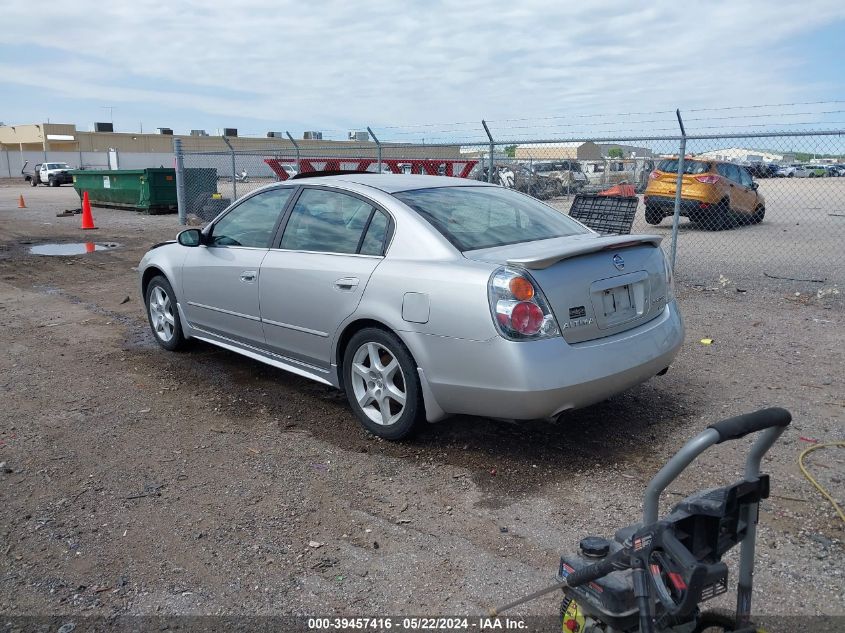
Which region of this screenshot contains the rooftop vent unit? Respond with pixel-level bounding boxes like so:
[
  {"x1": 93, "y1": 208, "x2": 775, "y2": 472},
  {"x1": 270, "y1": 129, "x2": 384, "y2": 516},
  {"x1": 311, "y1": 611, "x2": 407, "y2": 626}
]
[
  {"x1": 157, "y1": 127, "x2": 173, "y2": 135},
  {"x1": 94, "y1": 122, "x2": 114, "y2": 133},
  {"x1": 267, "y1": 131, "x2": 284, "y2": 138},
  {"x1": 348, "y1": 130, "x2": 369, "y2": 142},
  {"x1": 223, "y1": 128, "x2": 238, "y2": 137},
  {"x1": 303, "y1": 131, "x2": 323, "y2": 140},
  {"x1": 190, "y1": 129, "x2": 209, "y2": 136}
]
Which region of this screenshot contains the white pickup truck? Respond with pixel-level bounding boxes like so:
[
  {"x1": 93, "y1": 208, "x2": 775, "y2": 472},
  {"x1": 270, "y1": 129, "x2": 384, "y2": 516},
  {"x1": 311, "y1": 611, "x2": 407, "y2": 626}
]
[{"x1": 22, "y1": 160, "x2": 74, "y2": 187}]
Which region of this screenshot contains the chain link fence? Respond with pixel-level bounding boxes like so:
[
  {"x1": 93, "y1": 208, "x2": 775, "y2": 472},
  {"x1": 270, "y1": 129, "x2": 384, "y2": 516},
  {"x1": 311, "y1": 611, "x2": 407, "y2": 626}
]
[{"x1": 175, "y1": 122, "x2": 845, "y2": 297}]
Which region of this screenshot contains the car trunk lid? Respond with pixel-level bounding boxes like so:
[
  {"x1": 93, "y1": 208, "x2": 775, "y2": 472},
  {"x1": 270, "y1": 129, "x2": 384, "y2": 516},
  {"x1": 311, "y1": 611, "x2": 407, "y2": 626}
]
[{"x1": 466, "y1": 234, "x2": 670, "y2": 344}]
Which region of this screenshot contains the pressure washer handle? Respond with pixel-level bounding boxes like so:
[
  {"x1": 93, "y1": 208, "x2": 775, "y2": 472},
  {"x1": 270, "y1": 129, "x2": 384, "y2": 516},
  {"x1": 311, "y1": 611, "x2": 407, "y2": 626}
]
[
  {"x1": 644, "y1": 408, "x2": 792, "y2": 524},
  {"x1": 707, "y1": 407, "x2": 791, "y2": 443}
]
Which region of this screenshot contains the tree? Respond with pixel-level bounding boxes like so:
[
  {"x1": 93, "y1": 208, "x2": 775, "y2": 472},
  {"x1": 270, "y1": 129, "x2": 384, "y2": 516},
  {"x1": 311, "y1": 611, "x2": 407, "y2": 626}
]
[
  {"x1": 504, "y1": 145, "x2": 517, "y2": 158},
  {"x1": 607, "y1": 147, "x2": 624, "y2": 159}
]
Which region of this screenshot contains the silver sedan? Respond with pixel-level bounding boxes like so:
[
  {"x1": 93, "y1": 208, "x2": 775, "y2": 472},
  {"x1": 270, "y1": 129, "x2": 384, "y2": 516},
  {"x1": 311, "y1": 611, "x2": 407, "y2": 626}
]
[{"x1": 139, "y1": 174, "x2": 684, "y2": 439}]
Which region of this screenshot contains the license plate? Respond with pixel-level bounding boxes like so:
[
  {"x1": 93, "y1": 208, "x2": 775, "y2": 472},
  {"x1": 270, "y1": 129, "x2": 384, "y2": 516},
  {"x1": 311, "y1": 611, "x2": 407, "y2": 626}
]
[{"x1": 601, "y1": 284, "x2": 633, "y2": 317}]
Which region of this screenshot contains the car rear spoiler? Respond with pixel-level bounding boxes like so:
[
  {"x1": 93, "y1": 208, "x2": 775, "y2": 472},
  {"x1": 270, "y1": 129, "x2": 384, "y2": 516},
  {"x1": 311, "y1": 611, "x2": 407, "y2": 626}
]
[{"x1": 507, "y1": 234, "x2": 663, "y2": 270}]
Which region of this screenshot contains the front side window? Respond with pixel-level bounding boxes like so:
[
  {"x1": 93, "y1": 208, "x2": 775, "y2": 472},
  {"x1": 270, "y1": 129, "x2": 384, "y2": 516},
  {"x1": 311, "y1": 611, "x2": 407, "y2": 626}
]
[
  {"x1": 280, "y1": 188, "x2": 382, "y2": 254},
  {"x1": 738, "y1": 168, "x2": 753, "y2": 187},
  {"x1": 210, "y1": 188, "x2": 293, "y2": 248},
  {"x1": 393, "y1": 186, "x2": 589, "y2": 252}
]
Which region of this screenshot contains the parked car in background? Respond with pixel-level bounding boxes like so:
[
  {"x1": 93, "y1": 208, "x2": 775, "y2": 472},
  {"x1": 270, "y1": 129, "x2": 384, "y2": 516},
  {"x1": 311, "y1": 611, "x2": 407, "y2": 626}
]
[
  {"x1": 775, "y1": 164, "x2": 800, "y2": 178},
  {"x1": 140, "y1": 174, "x2": 683, "y2": 439},
  {"x1": 22, "y1": 160, "x2": 75, "y2": 187},
  {"x1": 745, "y1": 162, "x2": 779, "y2": 178},
  {"x1": 511, "y1": 161, "x2": 587, "y2": 199},
  {"x1": 793, "y1": 164, "x2": 828, "y2": 178},
  {"x1": 643, "y1": 158, "x2": 765, "y2": 230},
  {"x1": 824, "y1": 164, "x2": 844, "y2": 177},
  {"x1": 582, "y1": 158, "x2": 655, "y2": 193}
]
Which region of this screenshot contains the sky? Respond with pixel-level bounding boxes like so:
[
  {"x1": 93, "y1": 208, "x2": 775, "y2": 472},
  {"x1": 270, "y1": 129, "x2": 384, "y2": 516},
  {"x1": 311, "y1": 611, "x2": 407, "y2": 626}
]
[{"x1": 2, "y1": 0, "x2": 845, "y2": 143}]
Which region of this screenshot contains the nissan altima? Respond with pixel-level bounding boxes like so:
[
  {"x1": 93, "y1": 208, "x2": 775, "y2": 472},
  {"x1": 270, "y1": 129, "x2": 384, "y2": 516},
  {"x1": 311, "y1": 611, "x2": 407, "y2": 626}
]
[{"x1": 139, "y1": 174, "x2": 684, "y2": 439}]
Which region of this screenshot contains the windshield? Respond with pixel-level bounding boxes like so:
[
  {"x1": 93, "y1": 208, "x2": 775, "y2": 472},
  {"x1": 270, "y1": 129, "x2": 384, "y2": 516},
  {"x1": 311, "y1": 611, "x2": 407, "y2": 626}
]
[
  {"x1": 46, "y1": 163, "x2": 69, "y2": 170},
  {"x1": 393, "y1": 186, "x2": 589, "y2": 252},
  {"x1": 656, "y1": 159, "x2": 710, "y2": 175}
]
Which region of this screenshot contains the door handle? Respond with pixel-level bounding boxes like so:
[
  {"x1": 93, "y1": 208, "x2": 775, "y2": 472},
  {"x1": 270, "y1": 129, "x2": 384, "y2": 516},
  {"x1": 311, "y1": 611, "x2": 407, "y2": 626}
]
[
  {"x1": 334, "y1": 277, "x2": 359, "y2": 291},
  {"x1": 240, "y1": 270, "x2": 257, "y2": 283}
]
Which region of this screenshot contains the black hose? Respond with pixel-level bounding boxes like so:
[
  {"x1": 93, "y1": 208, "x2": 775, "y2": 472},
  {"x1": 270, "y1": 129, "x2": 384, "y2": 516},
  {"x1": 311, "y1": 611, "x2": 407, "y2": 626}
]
[{"x1": 631, "y1": 560, "x2": 655, "y2": 633}]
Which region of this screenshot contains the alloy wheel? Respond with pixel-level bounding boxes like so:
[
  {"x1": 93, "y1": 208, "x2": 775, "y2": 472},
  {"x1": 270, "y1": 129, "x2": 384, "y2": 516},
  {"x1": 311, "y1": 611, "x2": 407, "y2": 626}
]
[
  {"x1": 350, "y1": 342, "x2": 407, "y2": 426},
  {"x1": 149, "y1": 286, "x2": 175, "y2": 342}
]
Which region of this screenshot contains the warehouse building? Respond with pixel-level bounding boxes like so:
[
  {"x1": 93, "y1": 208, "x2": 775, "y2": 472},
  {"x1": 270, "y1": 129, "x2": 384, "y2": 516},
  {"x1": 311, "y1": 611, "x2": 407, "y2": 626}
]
[{"x1": 0, "y1": 123, "x2": 462, "y2": 177}]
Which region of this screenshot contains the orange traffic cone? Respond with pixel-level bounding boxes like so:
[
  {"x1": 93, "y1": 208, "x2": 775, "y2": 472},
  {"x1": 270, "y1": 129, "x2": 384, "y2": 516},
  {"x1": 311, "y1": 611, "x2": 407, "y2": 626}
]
[
  {"x1": 18, "y1": 194, "x2": 27, "y2": 208},
  {"x1": 80, "y1": 191, "x2": 97, "y2": 230}
]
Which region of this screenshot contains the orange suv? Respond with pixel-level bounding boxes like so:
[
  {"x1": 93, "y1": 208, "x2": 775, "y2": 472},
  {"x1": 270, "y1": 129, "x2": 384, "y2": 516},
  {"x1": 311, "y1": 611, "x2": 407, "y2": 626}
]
[{"x1": 643, "y1": 158, "x2": 765, "y2": 230}]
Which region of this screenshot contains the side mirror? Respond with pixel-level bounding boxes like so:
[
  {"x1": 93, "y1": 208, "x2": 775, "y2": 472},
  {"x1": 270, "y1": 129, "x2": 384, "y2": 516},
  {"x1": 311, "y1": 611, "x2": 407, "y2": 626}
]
[
  {"x1": 751, "y1": 182, "x2": 759, "y2": 191},
  {"x1": 177, "y1": 228, "x2": 203, "y2": 247}
]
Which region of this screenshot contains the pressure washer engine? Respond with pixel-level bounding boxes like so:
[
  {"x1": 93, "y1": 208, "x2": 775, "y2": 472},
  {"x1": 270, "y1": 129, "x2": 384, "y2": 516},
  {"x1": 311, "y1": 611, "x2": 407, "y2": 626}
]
[{"x1": 493, "y1": 408, "x2": 792, "y2": 633}]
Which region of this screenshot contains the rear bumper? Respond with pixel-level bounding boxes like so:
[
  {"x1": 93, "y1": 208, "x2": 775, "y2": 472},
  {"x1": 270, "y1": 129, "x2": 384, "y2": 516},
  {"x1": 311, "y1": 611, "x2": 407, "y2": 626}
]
[
  {"x1": 404, "y1": 301, "x2": 684, "y2": 421},
  {"x1": 644, "y1": 195, "x2": 714, "y2": 217}
]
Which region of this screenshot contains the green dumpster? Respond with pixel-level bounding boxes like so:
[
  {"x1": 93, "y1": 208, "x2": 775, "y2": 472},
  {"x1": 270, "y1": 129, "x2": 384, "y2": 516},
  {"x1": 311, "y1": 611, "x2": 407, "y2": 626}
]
[{"x1": 71, "y1": 168, "x2": 177, "y2": 214}]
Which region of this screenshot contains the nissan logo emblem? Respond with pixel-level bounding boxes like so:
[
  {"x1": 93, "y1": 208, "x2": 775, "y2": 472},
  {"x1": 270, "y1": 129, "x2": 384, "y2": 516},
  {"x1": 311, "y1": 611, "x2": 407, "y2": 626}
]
[{"x1": 612, "y1": 254, "x2": 625, "y2": 270}]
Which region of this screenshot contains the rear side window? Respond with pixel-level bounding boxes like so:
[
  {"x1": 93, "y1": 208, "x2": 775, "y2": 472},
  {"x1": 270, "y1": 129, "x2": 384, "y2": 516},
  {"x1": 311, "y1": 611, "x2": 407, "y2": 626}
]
[
  {"x1": 393, "y1": 186, "x2": 588, "y2": 252},
  {"x1": 280, "y1": 188, "x2": 384, "y2": 255},
  {"x1": 657, "y1": 159, "x2": 710, "y2": 175},
  {"x1": 359, "y1": 211, "x2": 389, "y2": 256}
]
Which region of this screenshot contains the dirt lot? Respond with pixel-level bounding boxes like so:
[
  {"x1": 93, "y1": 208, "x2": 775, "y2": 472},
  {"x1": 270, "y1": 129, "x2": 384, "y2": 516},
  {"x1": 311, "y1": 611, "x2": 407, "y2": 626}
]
[{"x1": 0, "y1": 182, "x2": 842, "y2": 624}]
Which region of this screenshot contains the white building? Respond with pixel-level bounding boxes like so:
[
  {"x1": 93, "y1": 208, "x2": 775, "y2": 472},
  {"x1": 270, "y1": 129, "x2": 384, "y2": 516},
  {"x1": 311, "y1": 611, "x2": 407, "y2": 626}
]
[{"x1": 695, "y1": 148, "x2": 784, "y2": 163}]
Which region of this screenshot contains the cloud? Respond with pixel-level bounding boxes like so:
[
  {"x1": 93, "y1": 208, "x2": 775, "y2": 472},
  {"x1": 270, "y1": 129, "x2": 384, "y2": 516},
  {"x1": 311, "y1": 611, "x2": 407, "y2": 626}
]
[{"x1": 2, "y1": 0, "x2": 844, "y2": 138}]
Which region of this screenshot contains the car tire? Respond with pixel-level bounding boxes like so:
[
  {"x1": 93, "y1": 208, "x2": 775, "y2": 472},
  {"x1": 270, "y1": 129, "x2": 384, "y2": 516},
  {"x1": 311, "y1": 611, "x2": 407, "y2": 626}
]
[
  {"x1": 645, "y1": 206, "x2": 663, "y2": 225},
  {"x1": 343, "y1": 327, "x2": 423, "y2": 441},
  {"x1": 752, "y1": 205, "x2": 765, "y2": 224},
  {"x1": 30, "y1": 177, "x2": 38, "y2": 187},
  {"x1": 49, "y1": 177, "x2": 58, "y2": 187},
  {"x1": 145, "y1": 275, "x2": 187, "y2": 352},
  {"x1": 701, "y1": 198, "x2": 730, "y2": 231}
]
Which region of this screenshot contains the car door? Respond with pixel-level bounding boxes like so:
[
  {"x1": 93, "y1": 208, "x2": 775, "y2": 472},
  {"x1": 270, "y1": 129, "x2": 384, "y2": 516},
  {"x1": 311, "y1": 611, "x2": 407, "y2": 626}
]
[
  {"x1": 720, "y1": 163, "x2": 745, "y2": 211},
  {"x1": 735, "y1": 166, "x2": 758, "y2": 215},
  {"x1": 259, "y1": 187, "x2": 392, "y2": 369},
  {"x1": 181, "y1": 187, "x2": 294, "y2": 347}
]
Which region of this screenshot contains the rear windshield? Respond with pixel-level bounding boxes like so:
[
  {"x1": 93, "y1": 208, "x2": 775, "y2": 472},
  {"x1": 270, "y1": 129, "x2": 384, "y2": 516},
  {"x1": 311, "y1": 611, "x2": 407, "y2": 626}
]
[
  {"x1": 656, "y1": 159, "x2": 710, "y2": 175},
  {"x1": 393, "y1": 186, "x2": 589, "y2": 252},
  {"x1": 535, "y1": 161, "x2": 581, "y2": 172}
]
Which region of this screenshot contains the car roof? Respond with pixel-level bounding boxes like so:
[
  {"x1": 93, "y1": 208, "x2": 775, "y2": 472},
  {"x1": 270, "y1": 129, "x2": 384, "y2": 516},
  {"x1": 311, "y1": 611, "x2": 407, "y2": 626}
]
[{"x1": 293, "y1": 173, "x2": 495, "y2": 194}]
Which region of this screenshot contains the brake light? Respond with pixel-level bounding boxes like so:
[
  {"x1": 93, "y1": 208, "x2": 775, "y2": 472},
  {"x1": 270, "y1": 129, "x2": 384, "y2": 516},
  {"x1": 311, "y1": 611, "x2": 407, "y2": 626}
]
[
  {"x1": 694, "y1": 174, "x2": 720, "y2": 184},
  {"x1": 648, "y1": 171, "x2": 659, "y2": 180},
  {"x1": 489, "y1": 268, "x2": 559, "y2": 340}
]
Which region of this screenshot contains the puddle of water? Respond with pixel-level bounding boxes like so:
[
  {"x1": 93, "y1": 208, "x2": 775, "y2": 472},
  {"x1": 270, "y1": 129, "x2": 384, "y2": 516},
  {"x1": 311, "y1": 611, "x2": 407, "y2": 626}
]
[{"x1": 29, "y1": 242, "x2": 120, "y2": 256}]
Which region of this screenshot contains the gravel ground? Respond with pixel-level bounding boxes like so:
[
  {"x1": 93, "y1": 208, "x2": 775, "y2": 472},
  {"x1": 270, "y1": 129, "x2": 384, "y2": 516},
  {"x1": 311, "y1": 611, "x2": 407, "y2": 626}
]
[{"x1": 0, "y1": 182, "x2": 842, "y2": 627}]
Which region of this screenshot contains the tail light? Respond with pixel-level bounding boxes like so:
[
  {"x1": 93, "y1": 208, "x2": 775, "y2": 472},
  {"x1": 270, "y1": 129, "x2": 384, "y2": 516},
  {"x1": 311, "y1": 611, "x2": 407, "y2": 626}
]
[
  {"x1": 648, "y1": 171, "x2": 660, "y2": 180},
  {"x1": 488, "y1": 267, "x2": 559, "y2": 340},
  {"x1": 694, "y1": 174, "x2": 720, "y2": 184}
]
